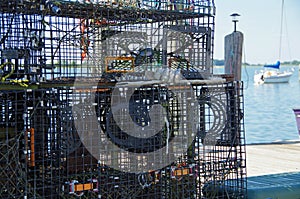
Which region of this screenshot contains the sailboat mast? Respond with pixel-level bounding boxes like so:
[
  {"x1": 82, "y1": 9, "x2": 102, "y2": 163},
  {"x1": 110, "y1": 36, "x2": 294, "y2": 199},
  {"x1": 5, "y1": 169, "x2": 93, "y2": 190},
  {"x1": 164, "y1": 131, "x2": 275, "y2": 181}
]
[{"x1": 279, "y1": 0, "x2": 284, "y2": 60}]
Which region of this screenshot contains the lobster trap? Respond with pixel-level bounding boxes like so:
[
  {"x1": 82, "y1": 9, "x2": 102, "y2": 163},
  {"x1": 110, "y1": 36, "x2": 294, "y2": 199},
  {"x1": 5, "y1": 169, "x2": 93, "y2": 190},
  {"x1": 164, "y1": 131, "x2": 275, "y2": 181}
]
[{"x1": 0, "y1": 0, "x2": 246, "y2": 198}]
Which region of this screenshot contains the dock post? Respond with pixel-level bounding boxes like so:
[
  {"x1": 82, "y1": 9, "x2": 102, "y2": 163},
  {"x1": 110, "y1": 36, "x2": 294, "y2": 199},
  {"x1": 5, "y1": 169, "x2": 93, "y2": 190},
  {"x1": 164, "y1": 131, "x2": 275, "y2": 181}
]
[{"x1": 224, "y1": 31, "x2": 244, "y2": 81}]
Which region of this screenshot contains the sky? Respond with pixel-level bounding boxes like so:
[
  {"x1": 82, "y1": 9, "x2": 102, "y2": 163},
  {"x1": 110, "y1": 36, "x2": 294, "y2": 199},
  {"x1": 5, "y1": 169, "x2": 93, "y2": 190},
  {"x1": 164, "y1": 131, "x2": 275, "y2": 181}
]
[{"x1": 213, "y1": 0, "x2": 300, "y2": 64}]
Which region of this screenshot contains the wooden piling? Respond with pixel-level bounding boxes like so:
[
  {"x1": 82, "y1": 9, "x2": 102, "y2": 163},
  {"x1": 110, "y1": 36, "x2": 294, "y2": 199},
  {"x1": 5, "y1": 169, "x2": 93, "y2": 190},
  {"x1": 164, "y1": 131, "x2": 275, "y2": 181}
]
[{"x1": 224, "y1": 31, "x2": 243, "y2": 81}]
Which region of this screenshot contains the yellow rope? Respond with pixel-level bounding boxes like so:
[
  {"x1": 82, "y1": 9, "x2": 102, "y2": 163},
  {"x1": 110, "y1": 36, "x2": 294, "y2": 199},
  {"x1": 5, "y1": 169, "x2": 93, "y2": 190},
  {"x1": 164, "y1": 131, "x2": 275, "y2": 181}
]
[
  {"x1": 0, "y1": 62, "x2": 15, "y2": 82},
  {"x1": 9, "y1": 79, "x2": 29, "y2": 87},
  {"x1": 0, "y1": 62, "x2": 29, "y2": 87}
]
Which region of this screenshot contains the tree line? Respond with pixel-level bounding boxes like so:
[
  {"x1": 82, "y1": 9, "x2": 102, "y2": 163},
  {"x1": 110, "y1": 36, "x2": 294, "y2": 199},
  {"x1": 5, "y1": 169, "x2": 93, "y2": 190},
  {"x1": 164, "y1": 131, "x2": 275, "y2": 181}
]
[{"x1": 213, "y1": 59, "x2": 300, "y2": 66}]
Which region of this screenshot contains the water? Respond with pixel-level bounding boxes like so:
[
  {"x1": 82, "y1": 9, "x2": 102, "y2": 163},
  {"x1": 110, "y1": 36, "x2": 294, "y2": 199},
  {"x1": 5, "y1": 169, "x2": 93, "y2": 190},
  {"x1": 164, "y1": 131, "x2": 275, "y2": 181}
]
[{"x1": 215, "y1": 65, "x2": 300, "y2": 144}]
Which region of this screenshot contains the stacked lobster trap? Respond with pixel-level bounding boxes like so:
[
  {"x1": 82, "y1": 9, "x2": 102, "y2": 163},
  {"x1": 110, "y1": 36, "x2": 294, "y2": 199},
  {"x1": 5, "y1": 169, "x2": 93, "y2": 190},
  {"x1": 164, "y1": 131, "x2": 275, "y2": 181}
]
[{"x1": 0, "y1": 0, "x2": 246, "y2": 198}]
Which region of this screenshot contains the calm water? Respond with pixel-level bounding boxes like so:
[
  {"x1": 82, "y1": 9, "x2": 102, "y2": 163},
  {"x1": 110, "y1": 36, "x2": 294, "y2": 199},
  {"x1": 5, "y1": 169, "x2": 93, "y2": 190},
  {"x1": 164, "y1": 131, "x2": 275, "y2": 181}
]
[{"x1": 215, "y1": 65, "x2": 300, "y2": 144}]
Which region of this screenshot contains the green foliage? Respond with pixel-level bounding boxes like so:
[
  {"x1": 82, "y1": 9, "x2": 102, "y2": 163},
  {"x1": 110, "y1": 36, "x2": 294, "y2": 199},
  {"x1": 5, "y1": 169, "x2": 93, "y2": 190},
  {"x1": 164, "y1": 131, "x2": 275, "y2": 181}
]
[
  {"x1": 213, "y1": 59, "x2": 300, "y2": 66},
  {"x1": 213, "y1": 59, "x2": 224, "y2": 66},
  {"x1": 282, "y1": 60, "x2": 300, "y2": 66}
]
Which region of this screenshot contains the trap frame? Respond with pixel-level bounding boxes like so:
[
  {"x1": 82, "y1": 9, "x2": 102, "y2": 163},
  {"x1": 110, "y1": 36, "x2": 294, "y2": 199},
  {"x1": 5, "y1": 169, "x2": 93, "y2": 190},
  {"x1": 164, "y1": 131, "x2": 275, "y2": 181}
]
[{"x1": 0, "y1": 0, "x2": 246, "y2": 198}]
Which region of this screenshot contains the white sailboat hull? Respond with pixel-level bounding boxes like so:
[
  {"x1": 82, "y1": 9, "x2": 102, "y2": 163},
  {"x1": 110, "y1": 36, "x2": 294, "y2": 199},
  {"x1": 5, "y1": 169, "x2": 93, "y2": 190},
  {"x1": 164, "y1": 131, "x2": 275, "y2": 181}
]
[
  {"x1": 264, "y1": 72, "x2": 293, "y2": 83},
  {"x1": 254, "y1": 70, "x2": 293, "y2": 84}
]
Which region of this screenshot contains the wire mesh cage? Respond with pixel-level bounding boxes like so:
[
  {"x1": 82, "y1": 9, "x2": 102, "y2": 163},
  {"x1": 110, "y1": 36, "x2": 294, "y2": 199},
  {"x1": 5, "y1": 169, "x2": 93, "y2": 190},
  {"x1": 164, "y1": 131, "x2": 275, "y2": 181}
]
[{"x1": 0, "y1": 0, "x2": 246, "y2": 198}]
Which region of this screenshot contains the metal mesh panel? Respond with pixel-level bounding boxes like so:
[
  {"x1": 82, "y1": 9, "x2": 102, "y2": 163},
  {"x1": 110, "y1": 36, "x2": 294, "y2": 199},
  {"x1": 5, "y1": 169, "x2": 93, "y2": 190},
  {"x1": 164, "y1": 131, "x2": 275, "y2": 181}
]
[{"x1": 0, "y1": 0, "x2": 246, "y2": 198}]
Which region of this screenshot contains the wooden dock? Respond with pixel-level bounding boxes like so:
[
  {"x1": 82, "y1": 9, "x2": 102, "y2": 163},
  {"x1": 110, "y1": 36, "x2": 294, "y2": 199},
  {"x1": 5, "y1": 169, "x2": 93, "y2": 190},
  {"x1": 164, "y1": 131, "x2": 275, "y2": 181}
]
[
  {"x1": 246, "y1": 141, "x2": 300, "y2": 198},
  {"x1": 246, "y1": 141, "x2": 300, "y2": 177}
]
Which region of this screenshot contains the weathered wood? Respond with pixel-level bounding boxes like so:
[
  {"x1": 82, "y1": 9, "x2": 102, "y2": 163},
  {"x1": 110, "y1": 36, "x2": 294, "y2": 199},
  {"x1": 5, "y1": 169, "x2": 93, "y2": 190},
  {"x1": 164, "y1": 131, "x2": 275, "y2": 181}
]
[
  {"x1": 246, "y1": 142, "x2": 300, "y2": 177},
  {"x1": 224, "y1": 31, "x2": 243, "y2": 81}
]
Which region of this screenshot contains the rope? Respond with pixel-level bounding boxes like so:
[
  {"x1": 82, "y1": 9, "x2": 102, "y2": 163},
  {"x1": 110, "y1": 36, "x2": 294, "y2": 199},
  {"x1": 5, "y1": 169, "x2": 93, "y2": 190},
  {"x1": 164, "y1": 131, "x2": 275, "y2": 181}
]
[
  {"x1": 243, "y1": 39, "x2": 249, "y2": 89},
  {"x1": 0, "y1": 62, "x2": 15, "y2": 82},
  {"x1": 9, "y1": 79, "x2": 29, "y2": 87},
  {"x1": 0, "y1": 134, "x2": 27, "y2": 197}
]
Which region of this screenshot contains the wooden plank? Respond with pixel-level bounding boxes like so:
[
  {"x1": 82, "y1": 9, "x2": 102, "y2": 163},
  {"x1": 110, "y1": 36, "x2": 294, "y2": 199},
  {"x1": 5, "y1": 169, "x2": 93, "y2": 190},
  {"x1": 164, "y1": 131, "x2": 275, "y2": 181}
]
[{"x1": 246, "y1": 142, "x2": 300, "y2": 177}]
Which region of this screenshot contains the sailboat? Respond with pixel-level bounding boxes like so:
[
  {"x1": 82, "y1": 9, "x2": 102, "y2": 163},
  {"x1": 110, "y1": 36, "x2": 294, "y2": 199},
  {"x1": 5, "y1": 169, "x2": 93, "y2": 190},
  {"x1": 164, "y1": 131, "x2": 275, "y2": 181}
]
[
  {"x1": 254, "y1": 0, "x2": 293, "y2": 84},
  {"x1": 254, "y1": 61, "x2": 293, "y2": 83}
]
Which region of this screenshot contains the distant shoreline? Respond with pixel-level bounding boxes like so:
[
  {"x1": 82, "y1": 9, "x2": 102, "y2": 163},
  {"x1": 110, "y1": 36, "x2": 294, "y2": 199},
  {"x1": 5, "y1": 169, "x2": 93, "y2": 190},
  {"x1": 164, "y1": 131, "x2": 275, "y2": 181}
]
[
  {"x1": 213, "y1": 59, "x2": 300, "y2": 67},
  {"x1": 214, "y1": 63, "x2": 299, "y2": 67}
]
